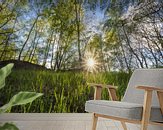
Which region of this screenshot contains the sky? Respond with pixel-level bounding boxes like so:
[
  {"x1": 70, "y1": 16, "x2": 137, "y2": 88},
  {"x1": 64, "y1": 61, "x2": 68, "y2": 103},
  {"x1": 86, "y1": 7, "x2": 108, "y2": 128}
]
[{"x1": 84, "y1": 2, "x2": 107, "y2": 34}]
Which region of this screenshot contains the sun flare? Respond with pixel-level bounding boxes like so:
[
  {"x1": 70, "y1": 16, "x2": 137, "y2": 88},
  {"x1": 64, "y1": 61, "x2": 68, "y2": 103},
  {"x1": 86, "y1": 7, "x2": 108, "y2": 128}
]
[
  {"x1": 86, "y1": 58, "x2": 95, "y2": 68},
  {"x1": 82, "y1": 51, "x2": 100, "y2": 73}
]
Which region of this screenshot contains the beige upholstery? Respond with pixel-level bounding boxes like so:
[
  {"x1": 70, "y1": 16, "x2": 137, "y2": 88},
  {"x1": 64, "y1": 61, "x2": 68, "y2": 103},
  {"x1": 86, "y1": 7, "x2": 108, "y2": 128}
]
[
  {"x1": 123, "y1": 69, "x2": 163, "y2": 106},
  {"x1": 85, "y1": 100, "x2": 163, "y2": 122}
]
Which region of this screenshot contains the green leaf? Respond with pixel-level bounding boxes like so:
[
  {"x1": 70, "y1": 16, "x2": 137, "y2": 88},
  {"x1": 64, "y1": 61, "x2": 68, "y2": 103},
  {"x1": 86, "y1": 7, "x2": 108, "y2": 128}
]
[
  {"x1": 0, "y1": 92, "x2": 43, "y2": 113},
  {"x1": 0, "y1": 123, "x2": 19, "y2": 130},
  {"x1": 0, "y1": 63, "x2": 14, "y2": 90}
]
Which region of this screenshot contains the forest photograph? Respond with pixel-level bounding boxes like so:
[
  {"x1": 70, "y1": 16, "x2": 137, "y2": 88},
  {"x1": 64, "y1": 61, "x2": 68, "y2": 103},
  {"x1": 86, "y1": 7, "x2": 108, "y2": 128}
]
[{"x1": 0, "y1": 0, "x2": 163, "y2": 130}]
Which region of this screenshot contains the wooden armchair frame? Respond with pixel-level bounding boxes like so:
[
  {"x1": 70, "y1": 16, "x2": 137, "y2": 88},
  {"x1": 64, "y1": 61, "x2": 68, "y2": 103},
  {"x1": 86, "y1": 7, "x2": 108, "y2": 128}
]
[{"x1": 87, "y1": 83, "x2": 163, "y2": 130}]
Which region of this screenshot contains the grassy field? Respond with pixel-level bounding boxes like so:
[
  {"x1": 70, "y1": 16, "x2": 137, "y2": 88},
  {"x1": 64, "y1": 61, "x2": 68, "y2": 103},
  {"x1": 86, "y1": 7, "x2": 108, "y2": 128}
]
[{"x1": 0, "y1": 70, "x2": 131, "y2": 113}]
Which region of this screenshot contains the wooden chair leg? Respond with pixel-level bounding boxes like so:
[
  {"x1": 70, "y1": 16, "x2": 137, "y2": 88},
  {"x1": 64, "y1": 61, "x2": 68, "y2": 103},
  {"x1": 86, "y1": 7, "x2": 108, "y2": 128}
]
[
  {"x1": 121, "y1": 121, "x2": 127, "y2": 130},
  {"x1": 157, "y1": 91, "x2": 163, "y2": 114},
  {"x1": 141, "y1": 90, "x2": 152, "y2": 130},
  {"x1": 92, "y1": 113, "x2": 98, "y2": 130}
]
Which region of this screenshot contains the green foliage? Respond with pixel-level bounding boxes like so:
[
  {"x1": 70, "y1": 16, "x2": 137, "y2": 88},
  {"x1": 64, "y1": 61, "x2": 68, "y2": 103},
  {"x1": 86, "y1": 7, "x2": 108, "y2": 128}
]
[
  {"x1": 88, "y1": 34, "x2": 101, "y2": 50},
  {"x1": 0, "y1": 123, "x2": 19, "y2": 130},
  {"x1": 0, "y1": 69, "x2": 131, "y2": 113},
  {"x1": 0, "y1": 64, "x2": 19, "y2": 130},
  {"x1": 0, "y1": 92, "x2": 43, "y2": 113},
  {"x1": 0, "y1": 64, "x2": 14, "y2": 89},
  {"x1": 0, "y1": 64, "x2": 43, "y2": 130},
  {"x1": 104, "y1": 28, "x2": 118, "y2": 46}
]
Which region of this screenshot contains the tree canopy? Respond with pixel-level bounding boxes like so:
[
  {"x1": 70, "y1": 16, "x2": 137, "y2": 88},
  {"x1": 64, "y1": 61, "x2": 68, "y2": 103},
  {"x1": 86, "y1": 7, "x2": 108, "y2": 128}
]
[{"x1": 0, "y1": 0, "x2": 163, "y2": 72}]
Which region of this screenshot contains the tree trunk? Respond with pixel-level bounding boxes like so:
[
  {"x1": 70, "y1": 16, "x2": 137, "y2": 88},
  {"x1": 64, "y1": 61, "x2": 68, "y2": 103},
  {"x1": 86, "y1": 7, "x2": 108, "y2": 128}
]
[
  {"x1": 51, "y1": 37, "x2": 56, "y2": 69},
  {"x1": 24, "y1": 27, "x2": 38, "y2": 61},
  {"x1": 122, "y1": 25, "x2": 144, "y2": 68},
  {"x1": 42, "y1": 30, "x2": 54, "y2": 67},
  {"x1": 18, "y1": 15, "x2": 39, "y2": 60},
  {"x1": 30, "y1": 37, "x2": 40, "y2": 62},
  {"x1": 0, "y1": 15, "x2": 18, "y2": 60},
  {"x1": 75, "y1": 0, "x2": 82, "y2": 63}
]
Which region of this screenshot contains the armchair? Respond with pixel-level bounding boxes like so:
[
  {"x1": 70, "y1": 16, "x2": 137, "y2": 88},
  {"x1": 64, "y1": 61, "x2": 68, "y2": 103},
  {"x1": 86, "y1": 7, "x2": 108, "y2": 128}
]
[{"x1": 85, "y1": 69, "x2": 163, "y2": 130}]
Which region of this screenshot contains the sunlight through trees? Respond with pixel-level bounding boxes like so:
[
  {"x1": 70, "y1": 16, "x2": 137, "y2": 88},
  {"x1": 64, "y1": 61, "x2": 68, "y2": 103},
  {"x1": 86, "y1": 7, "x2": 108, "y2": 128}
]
[{"x1": 0, "y1": 0, "x2": 162, "y2": 71}]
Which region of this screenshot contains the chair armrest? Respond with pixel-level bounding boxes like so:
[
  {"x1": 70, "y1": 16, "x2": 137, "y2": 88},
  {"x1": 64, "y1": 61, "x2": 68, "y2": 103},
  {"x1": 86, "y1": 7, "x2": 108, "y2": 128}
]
[
  {"x1": 136, "y1": 86, "x2": 163, "y2": 92},
  {"x1": 87, "y1": 83, "x2": 117, "y2": 90},
  {"x1": 87, "y1": 83, "x2": 118, "y2": 101}
]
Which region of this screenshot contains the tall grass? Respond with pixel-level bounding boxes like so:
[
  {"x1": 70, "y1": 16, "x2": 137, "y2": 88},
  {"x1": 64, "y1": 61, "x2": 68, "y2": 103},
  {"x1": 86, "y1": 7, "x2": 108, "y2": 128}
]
[{"x1": 0, "y1": 70, "x2": 131, "y2": 113}]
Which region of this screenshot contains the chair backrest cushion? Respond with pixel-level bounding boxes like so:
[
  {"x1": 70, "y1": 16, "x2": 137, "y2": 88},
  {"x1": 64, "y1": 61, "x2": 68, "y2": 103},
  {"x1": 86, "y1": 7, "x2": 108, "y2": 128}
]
[{"x1": 122, "y1": 69, "x2": 163, "y2": 107}]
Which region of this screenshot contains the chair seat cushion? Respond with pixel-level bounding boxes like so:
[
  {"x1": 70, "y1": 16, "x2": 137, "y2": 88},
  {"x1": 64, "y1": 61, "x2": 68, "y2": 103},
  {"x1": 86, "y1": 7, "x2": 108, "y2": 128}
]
[{"x1": 85, "y1": 100, "x2": 163, "y2": 122}]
